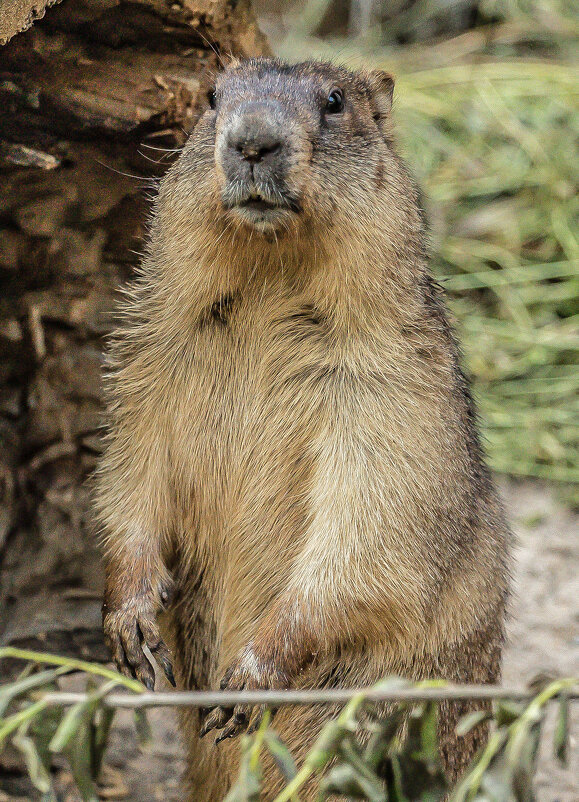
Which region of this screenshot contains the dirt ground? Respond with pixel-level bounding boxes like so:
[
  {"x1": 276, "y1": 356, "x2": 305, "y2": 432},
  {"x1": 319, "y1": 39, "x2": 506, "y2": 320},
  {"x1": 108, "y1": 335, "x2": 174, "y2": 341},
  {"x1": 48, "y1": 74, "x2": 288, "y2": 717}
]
[
  {"x1": 500, "y1": 480, "x2": 578, "y2": 802},
  {"x1": 4, "y1": 479, "x2": 579, "y2": 801}
]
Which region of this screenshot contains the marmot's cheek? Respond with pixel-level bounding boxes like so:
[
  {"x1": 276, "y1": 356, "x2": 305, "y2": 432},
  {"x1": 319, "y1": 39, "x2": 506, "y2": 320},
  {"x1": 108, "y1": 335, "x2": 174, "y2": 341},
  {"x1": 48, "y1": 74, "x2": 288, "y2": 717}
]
[
  {"x1": 213, "y1": 154, "x2": 227, "y2": 194},
  {"x1": 213, "y1": 126, "x2": 235, "y2": 195},
  {"x1": 279, "y1": 157, "x2": 305, "y2": 208}
]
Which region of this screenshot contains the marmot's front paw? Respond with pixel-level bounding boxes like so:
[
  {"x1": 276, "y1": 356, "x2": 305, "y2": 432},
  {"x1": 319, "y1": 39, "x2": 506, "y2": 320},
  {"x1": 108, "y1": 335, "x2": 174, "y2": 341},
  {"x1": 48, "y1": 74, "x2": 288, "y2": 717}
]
[
  {"x1": 102, "y1": 580, "x2": 175, "y2": 691},
  {"x1": 200, "y1": 643, "x2": 290, "y2": 743}
]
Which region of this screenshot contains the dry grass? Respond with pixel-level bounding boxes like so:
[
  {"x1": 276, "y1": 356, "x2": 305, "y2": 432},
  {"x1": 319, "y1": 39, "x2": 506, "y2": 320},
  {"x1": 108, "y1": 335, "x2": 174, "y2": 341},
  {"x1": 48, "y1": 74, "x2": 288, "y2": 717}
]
[{"x1": 265, "y1": 0, "x2": 579, "y2": 494}]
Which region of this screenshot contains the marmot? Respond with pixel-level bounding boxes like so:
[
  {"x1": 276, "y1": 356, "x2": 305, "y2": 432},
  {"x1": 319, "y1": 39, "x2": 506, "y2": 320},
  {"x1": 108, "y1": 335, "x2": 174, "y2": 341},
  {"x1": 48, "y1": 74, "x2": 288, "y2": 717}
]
[{"x1": 95, "y1": 58, "x2": 511, "y2": 800}]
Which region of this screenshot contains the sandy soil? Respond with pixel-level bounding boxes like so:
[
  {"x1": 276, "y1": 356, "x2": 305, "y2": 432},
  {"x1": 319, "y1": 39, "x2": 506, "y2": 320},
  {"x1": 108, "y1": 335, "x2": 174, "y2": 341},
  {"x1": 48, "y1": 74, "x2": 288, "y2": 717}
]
[
  {"x1": 4, "y1": 479, "x2": 578, "y2": 801},
  {"x1": 500, "y1": 481, "x2": 578, "y2": 802}
]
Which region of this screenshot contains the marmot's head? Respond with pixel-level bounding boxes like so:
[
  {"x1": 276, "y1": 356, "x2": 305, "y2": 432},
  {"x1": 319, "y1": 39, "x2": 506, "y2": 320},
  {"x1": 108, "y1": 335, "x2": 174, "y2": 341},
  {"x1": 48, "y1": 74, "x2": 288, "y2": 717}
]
[{"x1": 162, "y1": 59, "x2": 406, "y2": 244}]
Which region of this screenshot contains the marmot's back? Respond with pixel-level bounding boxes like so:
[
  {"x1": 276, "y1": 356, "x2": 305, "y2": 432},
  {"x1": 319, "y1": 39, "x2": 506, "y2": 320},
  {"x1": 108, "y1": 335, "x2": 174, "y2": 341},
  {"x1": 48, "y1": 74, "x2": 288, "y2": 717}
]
[{"x1": 96, "y1": 58, "x2": 511, "y2": 800}]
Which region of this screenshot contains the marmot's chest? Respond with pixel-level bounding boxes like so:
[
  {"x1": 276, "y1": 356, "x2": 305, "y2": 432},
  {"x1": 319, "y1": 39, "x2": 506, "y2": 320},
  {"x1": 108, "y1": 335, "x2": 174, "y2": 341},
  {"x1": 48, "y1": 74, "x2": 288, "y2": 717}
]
[
  {"x1": 200, "y1": 292, "x2": 327, "y2": 345},
  {"x1": 169, "y1": 292, "x2": 333, "y2": 480},
  {"x1": 165, "y1": 293, "x2": 333, "y2": 557},
  {"x1": 195, "y1": 291, "x2": 331, "y2": 388}
]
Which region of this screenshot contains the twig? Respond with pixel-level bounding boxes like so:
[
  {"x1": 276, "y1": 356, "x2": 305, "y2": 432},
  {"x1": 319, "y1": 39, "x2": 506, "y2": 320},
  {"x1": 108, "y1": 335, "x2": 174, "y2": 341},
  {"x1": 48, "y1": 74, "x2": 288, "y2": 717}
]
[{"x1": 35, "y1": 683, "x2": 579, "y2": 710}]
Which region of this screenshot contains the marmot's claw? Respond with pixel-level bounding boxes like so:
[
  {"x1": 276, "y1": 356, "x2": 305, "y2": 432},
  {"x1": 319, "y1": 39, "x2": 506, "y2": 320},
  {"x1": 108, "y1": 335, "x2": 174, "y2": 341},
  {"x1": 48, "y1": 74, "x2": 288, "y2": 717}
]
[
  {"x1": 214, "y1": 708, "x2": 249, "y2": 743},
  {"x1": 104, "y1": 604, "x2": 174, "y2": 691},
  {"x1": 200, "y1": 705, "x2": 232, "y2": 737},
  {"x1": 163, "y1": 660, "x2": 176, "y2": 687},
  {"x1": 204, "y1": 701, "x2": 273, "y2": 742},
  {"x1": 201, "y1": 704, "x2": 251, "y2": 742},
  {"x1": 246, "y1": 705, "x2": 269, "y2": 734},
  {"x1": 203, "y1": 648, "x2": 287, "y2": 742},
  {"x1": 139, "y1": 619, "x2": 175, "y2": 687}
]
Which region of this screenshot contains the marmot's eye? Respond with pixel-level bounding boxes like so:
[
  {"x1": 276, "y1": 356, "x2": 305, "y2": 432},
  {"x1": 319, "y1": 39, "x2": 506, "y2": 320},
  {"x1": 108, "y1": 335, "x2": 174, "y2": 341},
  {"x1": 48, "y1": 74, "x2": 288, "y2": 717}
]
[
  {"x1": 207, "y1": 89, "x2": 217, "y2": 110},
  {"x1": 325, "y1": 88, "x2": 344, "y2": 114}
]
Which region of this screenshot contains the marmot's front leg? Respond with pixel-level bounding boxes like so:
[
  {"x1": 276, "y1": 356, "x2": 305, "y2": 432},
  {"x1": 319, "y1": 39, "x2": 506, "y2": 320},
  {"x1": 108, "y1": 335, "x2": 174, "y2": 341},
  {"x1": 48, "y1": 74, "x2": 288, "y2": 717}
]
[
  {"x1": 102, "y1": 549, "x2": 176, "y2": 690},
  {"x1": 200, "y1": 603, "x2": 317, "y2": 741}
]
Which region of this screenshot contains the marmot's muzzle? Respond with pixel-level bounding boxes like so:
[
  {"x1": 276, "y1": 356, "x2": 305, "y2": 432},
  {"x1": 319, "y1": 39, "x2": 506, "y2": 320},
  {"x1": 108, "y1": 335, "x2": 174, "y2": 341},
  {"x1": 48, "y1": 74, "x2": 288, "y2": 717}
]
[{"x1": 216, "y1": 100, "x2": 301, "y2": 226}]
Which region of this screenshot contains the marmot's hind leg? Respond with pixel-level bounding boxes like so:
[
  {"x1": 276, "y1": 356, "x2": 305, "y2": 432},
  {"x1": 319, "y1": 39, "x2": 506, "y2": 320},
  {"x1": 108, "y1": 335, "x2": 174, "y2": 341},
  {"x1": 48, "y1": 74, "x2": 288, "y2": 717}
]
[{"x1": 436, "y1": 617, "x2": 504, "y2": 783}]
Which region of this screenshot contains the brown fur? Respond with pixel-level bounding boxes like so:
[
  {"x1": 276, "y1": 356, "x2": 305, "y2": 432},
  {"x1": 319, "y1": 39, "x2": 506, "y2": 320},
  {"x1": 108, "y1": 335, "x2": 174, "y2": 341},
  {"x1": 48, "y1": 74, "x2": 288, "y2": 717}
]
[{"x1": 95, "y1": 59, "x2": 511, "y2": 800}]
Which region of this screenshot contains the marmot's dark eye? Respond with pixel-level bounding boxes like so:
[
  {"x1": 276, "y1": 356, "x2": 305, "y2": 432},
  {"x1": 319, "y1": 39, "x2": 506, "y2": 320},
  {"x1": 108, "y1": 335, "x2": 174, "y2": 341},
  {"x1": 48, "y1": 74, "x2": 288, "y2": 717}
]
[
  {"x1": 207, "y1": 89, "x2": 217, "y2": 110},
  {"x1": 325, "y1": 88, "x2": 344, "y2": 114}
]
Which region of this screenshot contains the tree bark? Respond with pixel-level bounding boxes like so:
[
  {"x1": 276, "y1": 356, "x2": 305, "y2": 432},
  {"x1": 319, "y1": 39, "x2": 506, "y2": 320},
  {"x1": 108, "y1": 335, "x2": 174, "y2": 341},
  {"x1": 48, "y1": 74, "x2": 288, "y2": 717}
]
[{"x1": 0, "y1": 0, "x2": 267, "y2": 665}]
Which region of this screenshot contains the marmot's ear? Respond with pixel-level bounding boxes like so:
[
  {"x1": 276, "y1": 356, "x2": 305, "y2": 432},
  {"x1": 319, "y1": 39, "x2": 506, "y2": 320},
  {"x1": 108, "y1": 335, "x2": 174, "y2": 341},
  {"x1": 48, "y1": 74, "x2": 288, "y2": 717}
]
[{"x1": 365, "y1": 70, "x2": 395, "y2": 129}]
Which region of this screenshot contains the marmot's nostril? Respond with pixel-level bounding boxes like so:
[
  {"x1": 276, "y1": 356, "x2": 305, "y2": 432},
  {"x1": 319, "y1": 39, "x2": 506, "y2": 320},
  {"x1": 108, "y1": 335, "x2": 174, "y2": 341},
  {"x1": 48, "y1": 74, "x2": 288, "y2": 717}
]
[{"x1": 235, "y1": 139, "x2": 281, "y2": 164}]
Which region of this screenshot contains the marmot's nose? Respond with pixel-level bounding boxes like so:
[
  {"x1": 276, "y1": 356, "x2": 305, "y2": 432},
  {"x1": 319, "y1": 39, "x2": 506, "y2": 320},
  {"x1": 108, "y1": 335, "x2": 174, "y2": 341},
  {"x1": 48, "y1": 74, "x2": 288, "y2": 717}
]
[
  {"x1": 227, "y1": 109, "x2": 283, "y2": 165},
  {"x1": 235, "y1": 136, "x2": 281, "y2": 164}
]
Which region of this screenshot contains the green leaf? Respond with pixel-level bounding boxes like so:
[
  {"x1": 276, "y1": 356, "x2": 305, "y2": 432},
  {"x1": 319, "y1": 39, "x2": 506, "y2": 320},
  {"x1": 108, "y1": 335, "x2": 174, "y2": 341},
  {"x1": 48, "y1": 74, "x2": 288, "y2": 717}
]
[
  {"x1": 456, "y1": 711, "x2": 492, "y2": 737},
  {"x1": 321, "y1": 763, "x2": 387, "y2": 801},
  {"x1": 0, "y1": 647, "x2": 144, "y2": 693},
  {"x1": 12, "y1": 725, "x2": 55, "y2": 797},
  {"x1": 505, "y1": 708, "x2": 543, "y2": 771},
  {"x1": 553, "y1": 692, "x2": 569, "y2": 764},
  {"x1": 511, "y1": 720, "x2": 542, "y2": 802},
  {"x1": 64, "y1": 712, "x2": 99, "y2": 802},
  {"x1": 0, "y1": 698, "x2": 49, "y2": 749},
  {"x1": 50, "y1": 680, "x2": 120, "y2": 755},
  {"x1": 385, "y1": 755, "x2": 408, "y2": 802},
  {"x1": 92, "y1": 706, "x2": 115, "y2": 777},
  {"x1": 450, "y1": 728, "x2": 509, "y2": 802},
  {"x1": 364, "y1": 705, "x2": 408, "y2": 770},
  {"x1": 394, "y1": 703, "x2": 447, "y2": 800},
  {"x1": 264, "y1": 730, "x2": 298, "y2": 782},
  {"x1": 134, "y1": 708, "x2": 153, "y2": 749},
  {"x1": 419, "y1": 702, "x2": 440, "y2": 763},
  {"x1": 0, "y1": 668, "x2": 65, "y2": 717},
  {"x1": 52, "y1": 684, "x2": 121, "y2": 802},
  {"x1": 30, "y1": 706, "x2": 62, "y2": 770},
  {"x1": 495, "y1": 700, "x2": 525, "y2": 728},
  {"x1": 372, "y1": 677, "x2": 412, "y2": 694},
  {"x1": 305, "y1": 720, "x2": 348, "y2": 771},
  {"x1": 477, "y1": 749, "x2": 516, "y2": 802},
  {"x1": 507, "y1": 725, "x2": 540, "y2": 802},
  {"x1": 339, "y1": 736, "x2": 385, "y2": 785},
  {"x1": 49, "y1": 699, "x2": 91, "y2": 753}
]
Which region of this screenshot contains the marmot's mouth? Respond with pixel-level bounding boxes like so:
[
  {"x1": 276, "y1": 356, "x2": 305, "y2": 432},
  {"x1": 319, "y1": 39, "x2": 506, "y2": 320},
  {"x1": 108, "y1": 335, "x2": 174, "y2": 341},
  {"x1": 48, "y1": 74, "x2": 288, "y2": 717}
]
[
  {"x1": 231, "y1": 191, "x2": 301, "y2": 216},
  {"x1": 238, "y1": 196, "x2": 279, "y2": 212},
  {"x1": 224, "y1": 189, "x2": 302, "y2": 229}
]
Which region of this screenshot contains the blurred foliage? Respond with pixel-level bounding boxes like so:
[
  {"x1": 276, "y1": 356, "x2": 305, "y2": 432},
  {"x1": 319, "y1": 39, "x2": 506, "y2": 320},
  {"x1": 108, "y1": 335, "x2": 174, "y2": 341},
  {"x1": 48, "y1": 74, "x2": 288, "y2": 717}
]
[
  {"x1": 255, "y1": 0, "x2": 579, "y2": 497},
  {"x1": 0, "y1": 649, "x2": 143, "y2": 802},
  {"x1": 0, "y1": 649, "x2": 576, "y2": 801}
]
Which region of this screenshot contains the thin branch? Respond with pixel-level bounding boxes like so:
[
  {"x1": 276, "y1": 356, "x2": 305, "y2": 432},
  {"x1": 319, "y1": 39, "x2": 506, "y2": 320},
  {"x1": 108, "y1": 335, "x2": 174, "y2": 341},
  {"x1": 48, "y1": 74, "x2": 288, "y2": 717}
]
[{"x1": 37, "y1": 683, "x2": 579, "y2": 710}]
